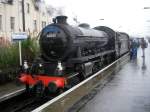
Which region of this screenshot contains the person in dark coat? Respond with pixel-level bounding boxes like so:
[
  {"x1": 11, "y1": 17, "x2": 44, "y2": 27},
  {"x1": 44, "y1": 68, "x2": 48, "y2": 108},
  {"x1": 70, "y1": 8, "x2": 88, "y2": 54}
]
[
  {"x1": 130, "y1": 39, "x2": 138, "y2": 59},
  {"x1": 141, "y1": 38, "x2": 147, "y2": 57}
]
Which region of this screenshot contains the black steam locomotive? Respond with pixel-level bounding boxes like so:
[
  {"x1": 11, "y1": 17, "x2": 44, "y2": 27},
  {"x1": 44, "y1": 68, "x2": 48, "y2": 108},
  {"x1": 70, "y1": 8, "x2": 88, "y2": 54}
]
[{"x1": 19, "y1": 16, "x2": 129, "y2": 94}]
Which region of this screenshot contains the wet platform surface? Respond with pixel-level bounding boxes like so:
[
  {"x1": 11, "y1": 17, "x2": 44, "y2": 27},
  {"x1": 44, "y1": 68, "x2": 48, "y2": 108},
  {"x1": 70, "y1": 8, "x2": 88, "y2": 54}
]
[{"x1": 79, "y1": 46, "x2": 150, "y2": 112}]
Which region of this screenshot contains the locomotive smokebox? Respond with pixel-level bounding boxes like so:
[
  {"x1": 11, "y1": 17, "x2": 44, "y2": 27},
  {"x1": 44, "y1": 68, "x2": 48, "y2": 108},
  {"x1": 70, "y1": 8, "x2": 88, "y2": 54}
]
[
  {"x1": 56, "y1": 16, "x2": 68, "y2": 24},
  {"x1": 39, "y1": 15, "x2": 72, "y2": 61}
]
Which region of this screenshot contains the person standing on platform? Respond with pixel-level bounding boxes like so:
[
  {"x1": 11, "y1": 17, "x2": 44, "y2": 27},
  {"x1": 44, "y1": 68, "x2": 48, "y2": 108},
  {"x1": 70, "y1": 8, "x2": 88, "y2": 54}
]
[
  {"x1": 130, "y1": 39, "x2": 138, "y2": 59},
  {"x1": 141, "y1": 38, "x2": 147, "y2": 58}
]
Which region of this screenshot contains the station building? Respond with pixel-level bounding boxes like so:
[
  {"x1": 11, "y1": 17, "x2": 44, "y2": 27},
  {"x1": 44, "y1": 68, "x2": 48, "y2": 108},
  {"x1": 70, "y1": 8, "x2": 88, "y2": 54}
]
[{"x1": 0, "y1": 0, "x2": 52, "y2": 41}]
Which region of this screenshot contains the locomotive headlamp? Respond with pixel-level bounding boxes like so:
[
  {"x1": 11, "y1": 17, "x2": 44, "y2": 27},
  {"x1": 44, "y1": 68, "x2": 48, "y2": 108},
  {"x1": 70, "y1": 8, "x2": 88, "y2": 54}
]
[
  {"x1": 57, "y1": 61, "x2": 63, "y2": 71},
  {"x1": 39, "y1": 63, "x2": 43, "y2": 67},
  {"x1": 23, "y1": 60, "x2": 29, "y2": 72},
  {"x1": 55, "y1": 61, "x2": 64, "y2": 76}
]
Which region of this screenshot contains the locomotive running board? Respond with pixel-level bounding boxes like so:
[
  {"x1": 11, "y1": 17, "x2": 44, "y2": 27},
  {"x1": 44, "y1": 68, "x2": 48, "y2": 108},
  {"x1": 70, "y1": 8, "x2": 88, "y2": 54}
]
[{"x1": 32, "y1": 53, "x2": 129, "y2": 112}]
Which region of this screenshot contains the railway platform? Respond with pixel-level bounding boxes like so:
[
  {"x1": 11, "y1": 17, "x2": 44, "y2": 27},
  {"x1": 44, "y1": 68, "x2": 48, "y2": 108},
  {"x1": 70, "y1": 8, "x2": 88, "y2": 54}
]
[
  {"x1": 0, "y1": 81, "x2": 24, "y2": 102},
  {"x1": 78, "y1": 45, "x2": 150, "y2": 112}
]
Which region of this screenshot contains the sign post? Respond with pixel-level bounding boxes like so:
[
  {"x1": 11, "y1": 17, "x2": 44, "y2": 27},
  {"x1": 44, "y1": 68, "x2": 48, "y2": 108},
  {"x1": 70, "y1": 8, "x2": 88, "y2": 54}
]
[
  {"x1": 12, "y1": 32, "x2": 27, "y2": 66},
  {"x1": 19, "y1": 41, "x2": 22, "y2": 66}
]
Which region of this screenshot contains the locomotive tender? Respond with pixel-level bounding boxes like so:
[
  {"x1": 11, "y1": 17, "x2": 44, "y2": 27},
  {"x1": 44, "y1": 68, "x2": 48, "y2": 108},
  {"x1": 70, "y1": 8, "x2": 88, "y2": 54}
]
[{"x1": 19, "y1": 16, "x2": 129, "y2": 94}]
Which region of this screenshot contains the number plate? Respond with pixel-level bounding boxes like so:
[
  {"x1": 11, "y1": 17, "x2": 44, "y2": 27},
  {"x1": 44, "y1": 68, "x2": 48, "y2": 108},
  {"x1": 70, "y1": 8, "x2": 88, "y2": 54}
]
[{"x1": 47, "y1": 33, "x2": 56, "y2": 38}]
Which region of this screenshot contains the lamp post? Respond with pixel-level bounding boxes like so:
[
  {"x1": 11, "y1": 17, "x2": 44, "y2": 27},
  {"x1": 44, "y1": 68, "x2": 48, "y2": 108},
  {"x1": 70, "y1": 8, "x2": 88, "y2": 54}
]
[
  {"x1": 22, "y1": 0, "x2": 25, "y2": 32},
  {"x1": 18, "y1": 0, "x2": 25, "y2": 66}
]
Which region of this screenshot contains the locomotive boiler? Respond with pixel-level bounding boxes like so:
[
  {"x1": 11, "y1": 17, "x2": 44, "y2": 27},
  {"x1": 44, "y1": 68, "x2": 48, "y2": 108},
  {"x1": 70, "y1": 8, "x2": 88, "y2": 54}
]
[
  {"x1": 40, "y1": 16, "x2": 115, "y2": 61},
  {"x1": 19, "y1": 16, "x2": 129, "y2": 94}
]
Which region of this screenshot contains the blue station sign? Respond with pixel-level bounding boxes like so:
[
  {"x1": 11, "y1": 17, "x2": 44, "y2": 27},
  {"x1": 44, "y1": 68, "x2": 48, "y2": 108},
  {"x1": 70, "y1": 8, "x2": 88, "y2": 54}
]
[{"x1": 12, "y1": 32, "x2": 28, "y2": 41}]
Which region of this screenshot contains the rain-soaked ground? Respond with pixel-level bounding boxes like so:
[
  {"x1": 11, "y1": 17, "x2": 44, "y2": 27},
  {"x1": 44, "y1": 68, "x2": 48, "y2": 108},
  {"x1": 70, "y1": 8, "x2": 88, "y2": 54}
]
[{"x1": 79, "y1": 45, "x2": 150, "y2": 112}]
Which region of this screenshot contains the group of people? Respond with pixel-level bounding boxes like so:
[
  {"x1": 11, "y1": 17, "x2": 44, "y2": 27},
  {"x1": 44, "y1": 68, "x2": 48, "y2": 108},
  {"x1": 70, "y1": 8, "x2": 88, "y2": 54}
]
[{"x1": 130, "y1": 38, "x2": 147, "y2": 60}]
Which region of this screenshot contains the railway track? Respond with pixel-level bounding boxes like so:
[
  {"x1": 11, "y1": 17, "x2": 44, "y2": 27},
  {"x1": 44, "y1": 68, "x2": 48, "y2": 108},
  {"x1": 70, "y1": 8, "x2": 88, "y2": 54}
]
[
  {"x1": 0, "y1": 88, "x2": 25, "y2": 103},
  {"x1": 0, "y1": 85, "x2": 65, "y2": 112},
  {"x1": 0, "y1": 91, "x2": 54, "y2": 112},
  {"x1": 0, "y1": 53, "x2": 129, "y2": 112},
  {"x1": 10, "y1": 97, "x2": 50, "y2": 112}
]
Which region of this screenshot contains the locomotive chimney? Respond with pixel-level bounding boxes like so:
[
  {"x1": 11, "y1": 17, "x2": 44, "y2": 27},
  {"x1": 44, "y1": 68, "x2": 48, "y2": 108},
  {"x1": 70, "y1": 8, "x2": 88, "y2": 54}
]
[{"x1": 55, "y1": 16, "x2": 68, "y2": 24}]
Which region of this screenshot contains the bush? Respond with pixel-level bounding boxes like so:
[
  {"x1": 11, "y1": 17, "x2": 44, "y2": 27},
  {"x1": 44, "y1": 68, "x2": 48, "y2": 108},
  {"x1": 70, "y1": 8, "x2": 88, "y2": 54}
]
[
  {"x1": 0, "y1": 37, "x2": 40, "y2": 83},
  {"x1": 22, "y1": 37, "x2": 40, "y2": 62},
  {"x1": 0, "y1": 44, "x2": 19, "y2": 69}
]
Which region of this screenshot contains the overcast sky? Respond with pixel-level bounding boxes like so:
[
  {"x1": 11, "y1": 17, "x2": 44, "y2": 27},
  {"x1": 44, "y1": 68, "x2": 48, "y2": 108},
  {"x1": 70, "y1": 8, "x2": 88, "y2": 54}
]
[{"x1": 45, "y1": 0, "x2": 150, "y2": 37}]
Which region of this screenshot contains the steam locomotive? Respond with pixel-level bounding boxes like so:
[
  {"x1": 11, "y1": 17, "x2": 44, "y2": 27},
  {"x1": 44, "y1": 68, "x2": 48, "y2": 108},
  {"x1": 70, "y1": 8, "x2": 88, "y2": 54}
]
[{"x1": 19, "y1": 16, "x2": 129, "y2": 94}]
